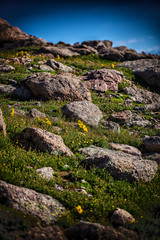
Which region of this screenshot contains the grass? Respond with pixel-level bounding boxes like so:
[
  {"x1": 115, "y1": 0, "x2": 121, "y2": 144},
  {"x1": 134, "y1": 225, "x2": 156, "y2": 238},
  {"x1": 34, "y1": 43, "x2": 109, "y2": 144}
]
[{"x1": 0, "y1": 47, "x2": 160, "y2": 239}]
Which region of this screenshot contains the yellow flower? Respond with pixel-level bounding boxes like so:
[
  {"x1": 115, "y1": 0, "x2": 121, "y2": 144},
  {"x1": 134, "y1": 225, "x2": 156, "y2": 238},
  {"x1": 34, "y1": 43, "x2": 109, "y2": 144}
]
[
  {"x1": 57, "y1": 54, "x2": 60, "y2": 60},
  {"x1": 11, "y1": 108, "x2": 14, "y2": 116},
  {"x1": 76, "y1": 205, "x2": 83, "y2": 214},
  {"x1": 111, "y1": 63, "x2": 115, "y2": 68},
  {"x1": 46, "y1": 118, "x2": 51, "y2": 125},
  {"x1": 78, "y1": 120, "x2": 88, "y2": 132}
]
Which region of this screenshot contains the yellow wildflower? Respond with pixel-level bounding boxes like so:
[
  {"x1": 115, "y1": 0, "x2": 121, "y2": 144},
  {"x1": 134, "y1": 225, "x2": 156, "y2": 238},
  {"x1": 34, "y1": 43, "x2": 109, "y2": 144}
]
[
  {"x1": 111, "y1": 63, "x2": 115, "y2": 68},
  {"x1": 11, "y1": 108, "x2": 14, "y2": 116},
  {"x1": 46, "y1": 118, "x2": 51, "y2": 125},
  {"x1": 76, "y1": 205, "x2": 83, "y2": 214}
]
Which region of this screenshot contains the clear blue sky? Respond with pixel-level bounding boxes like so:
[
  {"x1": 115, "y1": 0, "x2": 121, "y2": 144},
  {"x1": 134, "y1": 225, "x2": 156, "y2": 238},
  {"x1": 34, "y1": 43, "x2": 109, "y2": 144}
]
[{"x1": 1, "y1": 0, "x2": 160, "y2": 54}]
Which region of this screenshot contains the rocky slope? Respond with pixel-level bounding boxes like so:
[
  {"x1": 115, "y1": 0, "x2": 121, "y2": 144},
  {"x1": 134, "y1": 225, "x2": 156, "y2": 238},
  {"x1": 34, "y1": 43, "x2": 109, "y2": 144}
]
[{"x1": 0, "y1": 18, "x2": 160, "y2": 240}]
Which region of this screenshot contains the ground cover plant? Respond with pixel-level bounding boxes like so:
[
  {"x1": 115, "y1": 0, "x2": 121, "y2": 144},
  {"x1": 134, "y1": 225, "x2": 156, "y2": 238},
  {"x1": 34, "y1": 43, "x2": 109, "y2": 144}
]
[{"x1": 0, "y1": 48, "x2": 160, "y2": 239}]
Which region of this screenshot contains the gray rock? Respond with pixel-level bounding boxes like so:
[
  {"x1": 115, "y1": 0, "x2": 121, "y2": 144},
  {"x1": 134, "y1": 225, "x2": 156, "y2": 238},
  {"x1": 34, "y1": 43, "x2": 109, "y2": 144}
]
[
  {"x1": 108, "y1": 143, "x2": 142, "y2": 156},
  {"x1": 143, "y1": 136, "x2": 160, "y2": 152},
  {"x1": 16, "y1": 127, "x2": 74, "y2": 156},
  {"x1": 23, "y1": 72, "x2": 91, "y2": 101},
  {"x1": 0, "y1": 64, "x2": 15, "y2": 72},
  {"x1": 14, "y1": 109, "x2": 26, "y2": 116},
  {"x1": 0, "y1": 180, "x2": 65, "y2": 224},
  {"x1": 123, "y1": 85, "x2": 160, "y2": 104},
  {"x1": 110, "y1": 208, "x2": 135, "y2": 226},
  {"x1": 29, "y1": 108, "x2": 46, "y2": 118},
  {"x1": 39, "y1": 64, "x2": 53, "y2": 71},
  {"x1": 127, "y1": 120, "x2": 151, "y2": 127},
  {"x1": 36, "y1": 46, "x2": 79, "y2": 57},
  {"x1": 46, "y1": 59, "x2": 73, "y2": 72},
  {"x1": 120, "y1": 59, "x2": 160, "y2": 89},
  {"x1": 79, "y1": 145, "x2": 158, "y2": 182},
  {"x1": 0, "y1": 109, "x2": 6, "y2": 136},
  {"x1": 100, "y1": 120, "x2": 120, "y2": 133},
  {"x1": 134, "y1": 102, "x2": 160, "y2": 112},
  {"x1": 36, "y1": 167, "x2": 55, "y2": 180},
  {"x1": 62, "y1": 101, "x2": 103, "y2": 128}
]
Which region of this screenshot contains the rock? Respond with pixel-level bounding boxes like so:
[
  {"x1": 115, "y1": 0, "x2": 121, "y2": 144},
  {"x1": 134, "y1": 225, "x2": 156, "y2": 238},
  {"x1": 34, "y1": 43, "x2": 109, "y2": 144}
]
[
  {"x1": 14, "y1": 109, "x2": 26, "y2": 116},
  {"x1": 127, "y1": 120, "x2": 151, "y2": 127},
  {"x1": 0, "y1": 64, "x2": 15, "y2": 72},
  {"x1": 23, "y1": 72, "x2": 91, "y2": 101},
  {"x1": 82, "y1": 40, "x2": 113, "y2": 49},
  {"x1": 108, "y1": 143, "x2": 142, "y2": 156},
  {"x1": 0, "y1": 109, "x2": 6, "y2": 136},
  {"x1": 0, "y1": 180, "x2": 65, "y2": 224},
  {"x1": 120, "y1": 59, "x2": 160, "y2": 89},
  {"x1": 81, "y1": 69, "x2": 124, "y2": 92},
  {"x1": 36, "y1": 167, "x2": 55, "y2": 180},
  {"x1": 36, "y1": 46, "x2": 79, "y2": 57},
  {"x1": 79, "y1": 145, "x2": 158, "y2": 182},
  {"x1": 0, "y1": 18, "x2": 46, "y2": 49},
  {"x1": 46, "y1": 59, "x2": 73, "y2": 72},
  {"x1": 39, "y1": 64, "x2": 53, "y2": 71},
  {"x1": 134, "y1": 102, "x2": 160, "y2": 112},
  {"x1": 9, "y1": 57, "x2": 33, "y2": 65},
  {"x1": 13, "y1": 85, "x2": 33, "y2": 100},
  {"x1": 100, "y1": 120, "x2": 120, "y2": 133},
  {"x1": 16, "y1": 127, "x2": 74, "y2": 156},
  {"x1": 29, "y1": 108, "x2": 46, "y2": 118},
  {"x1": 110, "y1": 208, "x2": 135, "y2": 226},
  {"x1": 143, "y1": 153, "x2": 160, "y2": 165},
  {"x1": 62, "y1": 101, "x2": 103, "y2": 128},
  {"x1": 143, "y1": 136, "x2": 160, "y2": 152},
  {"x1": 64, "y1": 221, "x2": 138, "y2": 240},
  {"x1": 123, "y1": 85, "x2": 160, "y2": 104},
  {"x1": 84, "y1": 79, "x2": 108, "y2": 93},
  {"x1": 24, "y1": 225, "x2": 67, "y2": 240},
  {"x1": 110, "y1": 110, "x2": 132, "y2": 124},
  {"x1": 0, "y1": 83, "x2": 33, "y2": 100}
]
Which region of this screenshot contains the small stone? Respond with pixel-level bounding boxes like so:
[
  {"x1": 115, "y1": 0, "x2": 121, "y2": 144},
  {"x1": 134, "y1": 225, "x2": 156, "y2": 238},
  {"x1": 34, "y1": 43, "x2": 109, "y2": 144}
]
[
  {"x1": 110, "y1": 208, "x2": 135, "y2": 226},
  {"x1": 36, "y1": 167, "x2": 55, "y2": 180}
]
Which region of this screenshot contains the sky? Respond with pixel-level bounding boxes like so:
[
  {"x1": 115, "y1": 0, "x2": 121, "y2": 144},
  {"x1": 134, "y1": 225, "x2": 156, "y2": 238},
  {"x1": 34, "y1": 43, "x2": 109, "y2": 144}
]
[{"x1": 1, "y1": 0, "x2": 160, "y2": 54}]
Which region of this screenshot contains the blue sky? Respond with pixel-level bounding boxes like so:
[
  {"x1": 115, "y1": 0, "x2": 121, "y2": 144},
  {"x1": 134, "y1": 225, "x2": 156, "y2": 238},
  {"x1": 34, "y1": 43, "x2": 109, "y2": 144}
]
[{"x1": 1, "y1": 0, "x2": 160, "y2": 54}]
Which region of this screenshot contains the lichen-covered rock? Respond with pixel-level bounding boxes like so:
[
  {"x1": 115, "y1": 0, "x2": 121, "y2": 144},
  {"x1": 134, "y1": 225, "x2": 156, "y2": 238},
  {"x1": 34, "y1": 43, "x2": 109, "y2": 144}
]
[
  {"x1": 110, "y1": 208, "x2": 135, "y2": 226},
  {"x1": 0, "y1": 180, "x2": 65, "y2": 224},
  {"x1": 0, "y1": 109, "x2": 6, "y2": 136},
  {"x1": 16, "y1": 127, "x2": 74, "y2": 156},
  {"x1": 62, "y1": 101, "x2": 103, "y2": 128},
  {"x1": 79, "y1": 145, "x2": 158, "y2": 182},
  {"x1": 23, "y1": 72, "x2": 91, "y2": 101}
]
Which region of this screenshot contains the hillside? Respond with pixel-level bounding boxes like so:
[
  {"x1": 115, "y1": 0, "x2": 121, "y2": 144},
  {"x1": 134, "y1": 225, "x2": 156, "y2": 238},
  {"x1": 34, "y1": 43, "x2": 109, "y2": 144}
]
[{"x1": 0, "y1": 18, "x2": 160, "y2": 239}]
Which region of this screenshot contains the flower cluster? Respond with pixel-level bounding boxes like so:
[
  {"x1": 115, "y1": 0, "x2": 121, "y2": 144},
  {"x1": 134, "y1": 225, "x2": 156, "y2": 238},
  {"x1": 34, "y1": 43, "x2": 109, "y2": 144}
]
[{"x1": 78, "y1": 120, "x2": 88, "y2": 132}]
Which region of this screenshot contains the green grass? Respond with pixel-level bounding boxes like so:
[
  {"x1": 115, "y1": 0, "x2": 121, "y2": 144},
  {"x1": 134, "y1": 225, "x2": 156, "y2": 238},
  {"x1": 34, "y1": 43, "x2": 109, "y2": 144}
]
[{"x1": 0, "y1": 48, "x2": 160, "y2": 238}]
